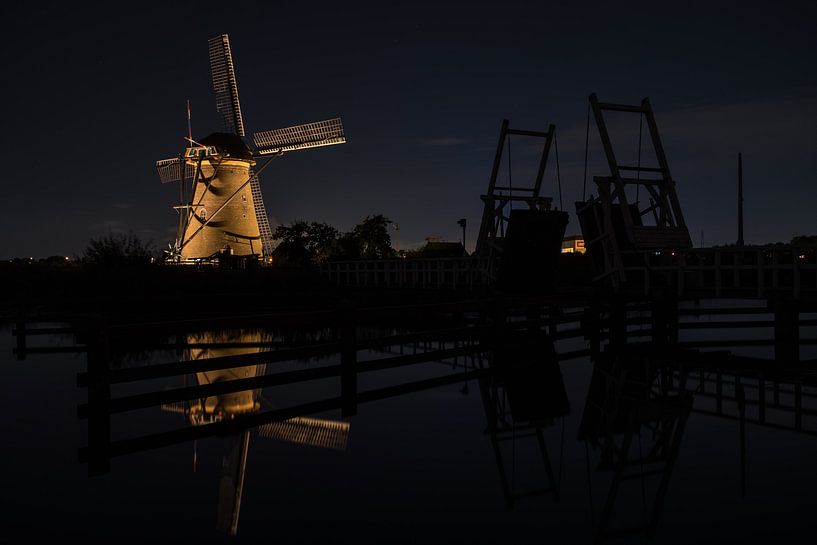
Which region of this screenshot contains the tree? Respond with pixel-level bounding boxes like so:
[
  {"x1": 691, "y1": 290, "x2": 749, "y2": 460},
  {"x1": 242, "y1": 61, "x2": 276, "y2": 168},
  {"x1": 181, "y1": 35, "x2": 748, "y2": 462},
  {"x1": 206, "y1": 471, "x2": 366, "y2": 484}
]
[
  {"x1": 271, "y1": 215, "x2": 396, "y2": 264},
  {"x1": 272, "y1": 221, "x2": 340, "y2": 264},
  {"x1": 308, "y1": 222, "x2": 342, "y2": 262},
  {"x1": 350, "y1": 214, "x2": 395, "y2": 259},
  {"x1": 791, "y1": 235, "x2": 817, "y2": 248},
  {"x1": 332, "y1": 231, "x2": 363, "y2": 260},
  {"x1": 81, "y1": 232, "x2": 155, "y2": 268}
]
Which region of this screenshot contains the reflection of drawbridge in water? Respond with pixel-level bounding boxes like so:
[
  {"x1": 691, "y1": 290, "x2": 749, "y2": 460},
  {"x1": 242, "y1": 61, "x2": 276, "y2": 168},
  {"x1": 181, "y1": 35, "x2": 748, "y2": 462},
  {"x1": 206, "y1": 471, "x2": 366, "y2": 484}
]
[
  {"x1": 579, "y1": 347, "x2": 691, "y2": 544},
  {"x1": 479, "y1": 329, "x2": 569, "y2": 508},
  {"x1": 371, "y1": 327, "x2": 571, "y2": 509},
  {"x1": 577, "y1": 344, "x2": 817, "y2": 544},
  {"x1": 385, "y1": 324, "x2": 694, "y2": 544},
  {"x1": 161, "y1": 330, "x2": 350, "y2": 536}
]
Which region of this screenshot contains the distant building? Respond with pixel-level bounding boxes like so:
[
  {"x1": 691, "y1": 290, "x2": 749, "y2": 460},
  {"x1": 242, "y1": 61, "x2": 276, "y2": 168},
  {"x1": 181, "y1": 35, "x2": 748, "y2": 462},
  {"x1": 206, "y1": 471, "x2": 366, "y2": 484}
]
[
  {"x1": 410, "y1": 241, "x2": 468, "y2": 258},
  {"x1": 561, "y1": 235, "x2": 586, "y2": 254}
]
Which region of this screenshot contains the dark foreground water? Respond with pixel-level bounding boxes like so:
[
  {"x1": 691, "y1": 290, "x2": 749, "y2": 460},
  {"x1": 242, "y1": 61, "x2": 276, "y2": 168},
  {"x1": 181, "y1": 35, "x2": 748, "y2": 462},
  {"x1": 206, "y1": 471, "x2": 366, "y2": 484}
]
[{"x1": 3, "y1": 304, "x2": 817, "y2": 544}]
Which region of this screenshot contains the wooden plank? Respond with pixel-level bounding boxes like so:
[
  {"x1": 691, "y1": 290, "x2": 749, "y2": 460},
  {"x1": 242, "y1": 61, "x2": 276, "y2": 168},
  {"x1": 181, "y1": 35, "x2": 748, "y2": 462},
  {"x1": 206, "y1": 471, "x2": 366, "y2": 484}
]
[
  {"x1": 13, "y1": 326, "x2": 76, "y2": 336},
  {"x1": 596, "y1": 101, "x2": 647, "y2": 113},
  {"x1": 492, "y1": 186, "x2": 536, "y2": 192},
  {"x1": 79, "y1": 368, "x2": 492, "y2": 463},
  {"x1": 617, "y1": 165, "x2": 664, "y2": 173},
  {"x1": 589, "y1": 93, "x2": 622, "y2": 179},
  {"x1": 533, "y1": 124, "x2": 555, "y2": 196},
  {"x1": 77, "y1": 341, "x2": 344, "y2": 386},
  {"x1": 78, "y1": 344, "x2": 488, "y2": 417},
  {"x1": 78, "y1": 365, "x2": 343, "y2": 418},
  {"x1": 506, "y1": 128, "x2": 551, "y2": 138}
]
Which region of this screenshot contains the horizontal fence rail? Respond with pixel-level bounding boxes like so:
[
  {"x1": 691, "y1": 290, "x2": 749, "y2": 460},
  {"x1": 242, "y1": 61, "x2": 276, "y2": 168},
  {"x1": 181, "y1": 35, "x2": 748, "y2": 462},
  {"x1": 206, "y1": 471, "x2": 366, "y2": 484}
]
[
  {"x1": 619, "y1": 246, "x2": 817, "y2": 299},
  {"x1": 320, "y1": 257, "x2": 495, "y2": 289},
  {"x1": 318, "y1": 247, "x2": 817, "y2": 301}
]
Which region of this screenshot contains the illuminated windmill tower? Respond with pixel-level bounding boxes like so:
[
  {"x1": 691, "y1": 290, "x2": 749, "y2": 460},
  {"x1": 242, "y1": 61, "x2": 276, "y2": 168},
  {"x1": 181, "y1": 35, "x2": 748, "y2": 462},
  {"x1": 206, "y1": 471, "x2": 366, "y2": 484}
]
[{"x1": 156, "y1": 34, "x2": 346, "y2": 261}]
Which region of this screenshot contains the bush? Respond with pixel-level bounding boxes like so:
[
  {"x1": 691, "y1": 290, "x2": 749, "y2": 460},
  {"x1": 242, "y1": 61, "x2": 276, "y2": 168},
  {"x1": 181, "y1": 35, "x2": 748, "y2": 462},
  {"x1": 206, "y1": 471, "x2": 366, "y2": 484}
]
[{"x1": 81, "y1": 232, "x2": 156, "y2": 269}]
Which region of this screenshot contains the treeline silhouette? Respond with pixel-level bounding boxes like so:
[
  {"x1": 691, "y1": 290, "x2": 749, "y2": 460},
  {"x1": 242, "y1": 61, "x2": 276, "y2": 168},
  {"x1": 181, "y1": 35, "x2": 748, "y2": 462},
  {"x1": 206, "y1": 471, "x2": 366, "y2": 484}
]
[{"x1": 272, "y1": 214, "x2": 395, "y2": 265}]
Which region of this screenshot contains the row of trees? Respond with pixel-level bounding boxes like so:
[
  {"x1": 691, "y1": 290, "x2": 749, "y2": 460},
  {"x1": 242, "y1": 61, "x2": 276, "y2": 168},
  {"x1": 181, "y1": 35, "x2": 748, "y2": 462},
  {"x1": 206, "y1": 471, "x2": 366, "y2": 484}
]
[
  {"x1": 65, "y1": 229, "x2": 817, "y2": 269},
  {"x1": 272, "y1": 214, "x2": 395, "y2": 265},
  {"x1": 73, "y1": 215, "x2": 395, "y2": 269}
]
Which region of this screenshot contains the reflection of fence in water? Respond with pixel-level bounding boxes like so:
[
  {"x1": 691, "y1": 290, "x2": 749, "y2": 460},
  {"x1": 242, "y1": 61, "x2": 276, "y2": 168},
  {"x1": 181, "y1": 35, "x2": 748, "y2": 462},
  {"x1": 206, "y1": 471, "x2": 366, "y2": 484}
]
[
  {"x1": 9, "y1": 297, "x2": 817, "y2": 545},
  {"x1": 670, "y1": 368, "x2": 817, "y2": 436},
  {"x1": 70, "y1": 317, "x2": 497, "y2": 476},
  {"x1": 11, "y1": 298, "x2": 817, "y2": 540}
]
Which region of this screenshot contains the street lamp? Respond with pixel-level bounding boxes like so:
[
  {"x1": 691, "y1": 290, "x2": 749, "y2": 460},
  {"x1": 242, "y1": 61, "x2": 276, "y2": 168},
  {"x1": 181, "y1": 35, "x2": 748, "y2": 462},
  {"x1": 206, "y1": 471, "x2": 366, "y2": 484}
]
[{"x1": 391, "y1": 223, "x2": 400, "y2": 253}]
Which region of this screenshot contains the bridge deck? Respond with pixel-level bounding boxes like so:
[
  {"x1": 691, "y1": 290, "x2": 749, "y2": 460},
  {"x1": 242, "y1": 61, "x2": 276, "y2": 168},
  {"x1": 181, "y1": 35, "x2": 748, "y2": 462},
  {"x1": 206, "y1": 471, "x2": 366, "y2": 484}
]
[{"x1": 320, "y1": 246, "x2": 817, "y2": 301}]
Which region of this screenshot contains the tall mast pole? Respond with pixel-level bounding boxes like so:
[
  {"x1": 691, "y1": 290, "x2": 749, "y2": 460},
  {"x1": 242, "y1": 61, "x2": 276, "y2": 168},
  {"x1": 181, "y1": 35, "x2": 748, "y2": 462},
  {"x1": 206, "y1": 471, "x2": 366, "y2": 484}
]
[
  {"x1": 737, "y1": 152, "x2": 744, "y2": 247},
  {"x1": 187, "y1": 99, "x2": 193, "y2": 144},
  {"x1": 177, "y1": 100, "x2": 194, "y2": 252},
  {"x1": 177, "y1": 151, "x2": 185, "y2": 250}
]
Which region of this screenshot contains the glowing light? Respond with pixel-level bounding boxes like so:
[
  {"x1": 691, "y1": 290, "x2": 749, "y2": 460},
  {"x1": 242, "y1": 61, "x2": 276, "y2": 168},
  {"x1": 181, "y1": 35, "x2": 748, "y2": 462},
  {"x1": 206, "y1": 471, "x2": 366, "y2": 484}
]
[{"x1": 561, "y1": 237, "x2": 586, "y2": 254}]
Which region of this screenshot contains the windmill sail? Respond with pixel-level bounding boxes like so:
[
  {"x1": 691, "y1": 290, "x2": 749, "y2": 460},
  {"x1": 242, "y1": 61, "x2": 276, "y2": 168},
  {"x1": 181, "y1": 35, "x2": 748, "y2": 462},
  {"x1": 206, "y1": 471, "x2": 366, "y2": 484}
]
[
  {"x1": 253, "y1": 118, "x2": 345, "y2": 155},
  {"x1": 249, "y1": 170, "x2": 275, "y2": 256},
  {"x1": 209, "y1": 34, "x2": 245, "y2": 137},
  {"x1": 156, "y1": 157, "x2": 195, "y2": 183},
  {"x1": 216, "y1": 431, "x2": 250, "y2": 536},
  {"x1": 259, "y1": 416, "x2": 350, "y2": 450}
]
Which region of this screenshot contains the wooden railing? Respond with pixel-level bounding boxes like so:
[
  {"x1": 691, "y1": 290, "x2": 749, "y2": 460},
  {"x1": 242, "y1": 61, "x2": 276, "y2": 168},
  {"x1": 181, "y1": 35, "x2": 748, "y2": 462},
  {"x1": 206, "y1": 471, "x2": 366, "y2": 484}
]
[
  {"x1": 320, "y1": 257, "x2": 495, "y2": 289},
  {"x1": 618, "y1": 246, "x2": 817, "y2": 299}
]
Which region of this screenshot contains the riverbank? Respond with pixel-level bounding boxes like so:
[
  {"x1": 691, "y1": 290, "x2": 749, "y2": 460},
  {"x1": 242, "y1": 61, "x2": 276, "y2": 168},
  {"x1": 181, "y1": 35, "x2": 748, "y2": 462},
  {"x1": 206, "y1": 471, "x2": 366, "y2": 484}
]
[{"x1": 0, "y1": 253, "x2": 593, "y2": 322}]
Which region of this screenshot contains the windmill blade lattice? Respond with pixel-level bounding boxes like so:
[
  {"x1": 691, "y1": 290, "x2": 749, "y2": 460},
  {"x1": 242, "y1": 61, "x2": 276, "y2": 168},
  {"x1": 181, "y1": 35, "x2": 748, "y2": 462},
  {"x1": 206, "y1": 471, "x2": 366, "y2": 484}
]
[
  {"x1": 254, "y1": 118, "x2": 345, "y2": 155},
  {"x1": 156, "y1": 157, "x2": 195, "y2": 183},
  {"x1": 249, "y1": 170, "x2": 275, "y2": 256},
  {"x1": 208, "y1": 34, "x2": 245, "y2": 137},
  {"x1": 259, "y1": 416, "x2": 350, "y2": 450}
]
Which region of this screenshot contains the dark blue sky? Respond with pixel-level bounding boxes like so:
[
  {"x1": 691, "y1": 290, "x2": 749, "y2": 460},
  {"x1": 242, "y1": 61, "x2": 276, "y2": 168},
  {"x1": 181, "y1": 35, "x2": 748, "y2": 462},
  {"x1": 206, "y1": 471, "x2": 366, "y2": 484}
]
[{"x1": 4, "y1": 0, "x2": 816, "y2": 258}]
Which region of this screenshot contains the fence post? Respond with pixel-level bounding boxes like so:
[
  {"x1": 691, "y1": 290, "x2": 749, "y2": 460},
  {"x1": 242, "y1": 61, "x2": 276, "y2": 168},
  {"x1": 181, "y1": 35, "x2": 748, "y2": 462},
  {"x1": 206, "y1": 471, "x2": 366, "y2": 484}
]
[
  {"x1": 86, "y1": 320, "x2": 111, "y2": 475},
  {"x1": 715, "y1": 250, "x2": 722, "y2": 298},
  {"x1": 609, "y1": 296, "x2": 627, "y2": 350},
  {"x1": 341, "y1": 308, "x2": 358, "y2": 417},
  {"x1": 15, "y1": 306, "x2": 26, "y2": 360},
  {"x1": 652, "y1": 295, "x2": 678, "y2": 346},
  {"x1": 584, "y1": 297, "x2": 601, "y2": 359},
  {"x1": 773, "y1": 298, "x2": 799, "y2": 365},
  {"x1": 793, "y1": 250, "x2": 801, "y2": 299}
]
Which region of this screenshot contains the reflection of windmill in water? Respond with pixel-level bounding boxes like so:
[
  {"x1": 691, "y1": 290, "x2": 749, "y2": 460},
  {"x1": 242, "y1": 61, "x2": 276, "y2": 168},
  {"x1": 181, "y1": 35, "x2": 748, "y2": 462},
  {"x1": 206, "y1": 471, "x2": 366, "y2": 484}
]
[
  {"x1": 156, "y1": 34, "x2": 346, "y2": 261},
  {"x1": 162, "y1": 329, "x2": 350, "y2": 536}
]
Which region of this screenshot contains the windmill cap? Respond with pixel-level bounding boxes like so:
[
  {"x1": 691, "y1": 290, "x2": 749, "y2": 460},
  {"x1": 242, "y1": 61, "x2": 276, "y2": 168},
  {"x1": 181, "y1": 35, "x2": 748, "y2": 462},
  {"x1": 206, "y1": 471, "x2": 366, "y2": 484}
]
[{"x1": 199, "y1": 132, "x2": 253, "y2": 160}]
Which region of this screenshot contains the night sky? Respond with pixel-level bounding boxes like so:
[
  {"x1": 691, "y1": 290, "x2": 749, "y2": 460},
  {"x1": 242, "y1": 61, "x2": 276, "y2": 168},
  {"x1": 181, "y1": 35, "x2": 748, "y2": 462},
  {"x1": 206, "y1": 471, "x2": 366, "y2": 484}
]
[{"x1": 4, "y1": 0, "x2": 816, "y2": 259}]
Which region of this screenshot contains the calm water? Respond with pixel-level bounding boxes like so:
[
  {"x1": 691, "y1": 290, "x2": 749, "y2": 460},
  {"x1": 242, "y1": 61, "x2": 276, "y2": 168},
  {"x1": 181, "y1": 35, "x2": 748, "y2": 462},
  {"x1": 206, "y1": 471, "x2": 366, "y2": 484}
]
[{"x1": 3, "y1": 304, "x2": 817, "y2": 544}]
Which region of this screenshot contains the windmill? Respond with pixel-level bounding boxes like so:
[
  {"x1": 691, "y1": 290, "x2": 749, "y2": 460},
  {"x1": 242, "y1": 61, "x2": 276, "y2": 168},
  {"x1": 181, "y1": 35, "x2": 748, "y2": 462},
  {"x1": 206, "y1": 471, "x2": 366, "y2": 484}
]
[{"x1": 156, "y1": 34, "x2": 346, "y2": 261}]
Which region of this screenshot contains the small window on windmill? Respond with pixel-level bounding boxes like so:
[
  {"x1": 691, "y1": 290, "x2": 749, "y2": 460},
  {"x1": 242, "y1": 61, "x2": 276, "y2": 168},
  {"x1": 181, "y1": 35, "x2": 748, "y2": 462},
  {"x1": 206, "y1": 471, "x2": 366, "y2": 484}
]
[
  {"x1": 200, "y1": 208, "x2": 207, "y2": 221},
  {"x1": 186, "y1": 146, "x2": 218, "y2": 159},
  {"x1": 242, "y1": 193, "x2": 248, "y2": 217}
]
